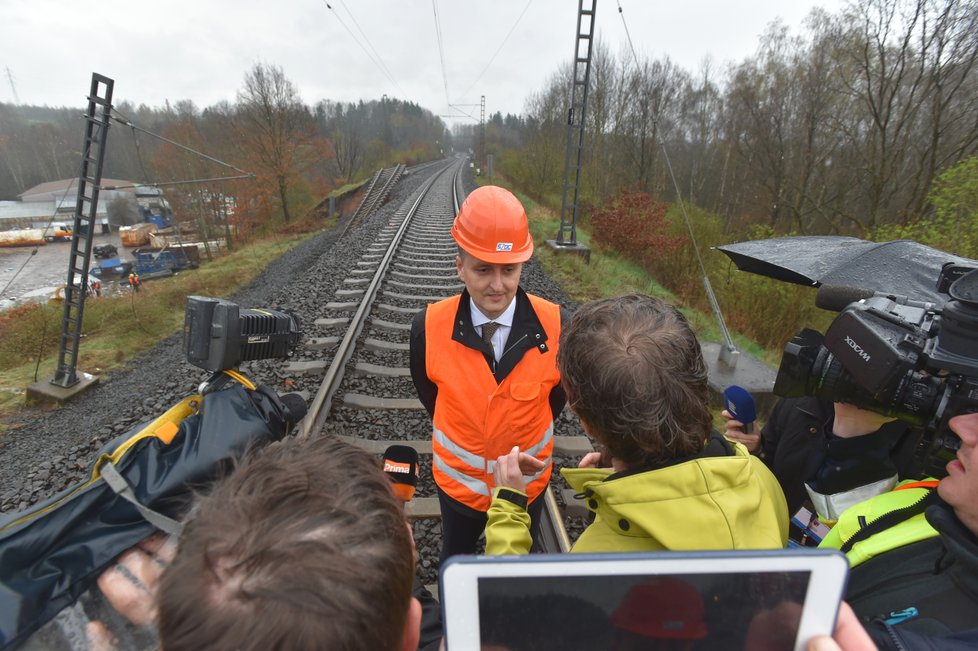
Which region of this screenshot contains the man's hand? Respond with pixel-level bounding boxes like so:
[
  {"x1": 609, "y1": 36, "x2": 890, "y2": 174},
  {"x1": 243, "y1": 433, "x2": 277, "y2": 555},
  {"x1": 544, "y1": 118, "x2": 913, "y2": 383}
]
[
  {"x1": 806, "y1": 601, "x2": 877, "y2": 651},
  {"x1": 832, "y1": 402, "x2": 896, "y2": 438},
  {"x1": 722, "y1": 409, "x2": 761, "y2": 453},
  {"x1": 493, "y1": 446, "x2": 545, "y2": 491},
  {"x1": 577, "y1": 448, "x2": 615, "y2": 468},
  {"x1": 96, "y1": 533, "x2": 176, "y2": 627}
]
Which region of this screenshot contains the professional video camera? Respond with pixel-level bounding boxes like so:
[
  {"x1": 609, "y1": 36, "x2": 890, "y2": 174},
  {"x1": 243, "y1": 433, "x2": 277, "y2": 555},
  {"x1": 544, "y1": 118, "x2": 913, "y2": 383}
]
[
  {"x1": 184, "y1": 295, "x2": 301, "y2": 373},
  {"x1": 774, "y1": 264, "x2": 978, "y2": 476}
]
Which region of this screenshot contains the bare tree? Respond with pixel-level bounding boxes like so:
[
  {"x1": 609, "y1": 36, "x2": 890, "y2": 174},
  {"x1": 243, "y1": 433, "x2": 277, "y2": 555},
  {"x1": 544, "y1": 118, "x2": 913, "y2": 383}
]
[
  {"x1": 233, "y1": 63, "x2": 313, "y2": 223},
  {"x1": 323, "y1": 101, "x2": 366, "y2": 182},
  {"x1": 519, "y1": 70, "x2": 570, "y2": 195}
]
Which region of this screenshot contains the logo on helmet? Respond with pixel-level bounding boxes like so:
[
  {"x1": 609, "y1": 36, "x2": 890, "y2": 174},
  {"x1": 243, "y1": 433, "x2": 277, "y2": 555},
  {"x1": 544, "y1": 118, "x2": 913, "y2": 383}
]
[{"x1": 496, "y1": 242, "x2": 513, "y2": 252}]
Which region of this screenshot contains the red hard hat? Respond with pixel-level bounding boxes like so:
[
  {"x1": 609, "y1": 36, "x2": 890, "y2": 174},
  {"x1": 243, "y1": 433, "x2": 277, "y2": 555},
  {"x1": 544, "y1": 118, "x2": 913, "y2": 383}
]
[
  {"x1": 610, "y1": 578, "x2": 708, "y2": 640},
  {"x1": 451, "y1": 186, "x2": 533, "y2": 264}
]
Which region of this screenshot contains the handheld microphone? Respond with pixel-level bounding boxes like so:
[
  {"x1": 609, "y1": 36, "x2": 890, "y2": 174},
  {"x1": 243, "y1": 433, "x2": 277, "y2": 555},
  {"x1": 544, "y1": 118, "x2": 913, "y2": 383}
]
[
  {"x1": 278, "y1": 393, "x2": 308, "y2": 425},
  {"x1": 383, "y1": 445, "x2": 420, "y2": 502},
  {"x1": 723, "y1": 385, "x2": 756, "y2": 434}
]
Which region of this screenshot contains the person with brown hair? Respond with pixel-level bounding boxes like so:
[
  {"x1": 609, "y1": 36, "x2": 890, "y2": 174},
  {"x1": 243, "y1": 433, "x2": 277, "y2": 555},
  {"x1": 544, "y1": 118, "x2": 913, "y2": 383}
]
[
  {"x1": 486, "y1": 294, "x2": 788, "y2": 554},
  {"x1": 156, "y1": 436, "x2": 424, "y2": 651}
]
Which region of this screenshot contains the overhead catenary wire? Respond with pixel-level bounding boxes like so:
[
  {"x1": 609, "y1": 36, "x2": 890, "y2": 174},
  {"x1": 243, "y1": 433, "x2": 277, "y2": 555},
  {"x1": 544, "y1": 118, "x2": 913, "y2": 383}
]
[
  {"x1": 337, "y1": 0, "x2": 402, "y2": 94},
  {"x1": 320, "y1": 0, "x2": 408, "y2": 98},
  {"x1": 115, "y1": 107, "x2": 211, "y2": 285},
  {"x1": 102, "y1": 175, "x2": 255, "y2": 191},
  {"x1": 441, "y1": 105, "x2": 480, "y2": 122},
  {"x1": 108, "y1": 105, "x2": 255, "y2": 270},
  {"x1": 109, "y1": 110, "x2": 253, "y2": 178},
  {"x1": 431, "y1": 0, "x2": 452, "y2": 107},
  {"x1": 615, "y1": 0, "x2": 737, "y2": 353},
  {"x1": 110, "y1": 106, "x2": 249, "y2": 274},
  {"x1": 454, "y1": 0, "x2": 534, "y2": 106}
]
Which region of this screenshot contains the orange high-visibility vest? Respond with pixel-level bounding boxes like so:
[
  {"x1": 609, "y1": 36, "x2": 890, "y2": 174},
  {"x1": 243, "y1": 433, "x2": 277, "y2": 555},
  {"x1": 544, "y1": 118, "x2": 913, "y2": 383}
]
[{"x1": 425, "y1": 294, "x2": 561, "y2": 511}]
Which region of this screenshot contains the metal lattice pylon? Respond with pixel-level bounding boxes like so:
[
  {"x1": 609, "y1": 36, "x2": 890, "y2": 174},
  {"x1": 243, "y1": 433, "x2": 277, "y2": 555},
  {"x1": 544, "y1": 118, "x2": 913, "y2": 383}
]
[
  {"x1": 479, "y1": 95, "x2": 486, "y2": 172},
  {"x1": 556, "y1": 0, "x2": 596, "y2": 246},
  {"x1": 52, "y1": 74, "x2": 114, "y2": 388}
]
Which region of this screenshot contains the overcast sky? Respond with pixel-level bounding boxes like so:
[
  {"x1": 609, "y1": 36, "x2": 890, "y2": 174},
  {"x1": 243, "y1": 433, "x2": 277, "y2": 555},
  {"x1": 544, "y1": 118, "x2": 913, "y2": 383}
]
[{"x1": 2, "y1": 0, "x2": 843, "y2": 129}]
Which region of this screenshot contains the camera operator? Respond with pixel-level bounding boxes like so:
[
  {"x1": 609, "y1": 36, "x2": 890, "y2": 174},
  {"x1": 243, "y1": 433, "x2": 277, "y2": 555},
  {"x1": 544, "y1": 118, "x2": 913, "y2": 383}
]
[
  {"x1": 723, "y1": 396, "x2": 920, "y2": 517},
  {"x1": 805, "y1": 410, "x2": 978, "y2": 649},
  {"x1": 745, "y1": 267, "x2": 978, "y2": 647}
]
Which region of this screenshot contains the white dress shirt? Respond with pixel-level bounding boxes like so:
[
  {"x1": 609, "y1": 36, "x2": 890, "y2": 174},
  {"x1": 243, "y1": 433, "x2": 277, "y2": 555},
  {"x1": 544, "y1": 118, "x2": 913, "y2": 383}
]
[{"x1": 470, "y1": 298, "x2": 516, "y2": 363}]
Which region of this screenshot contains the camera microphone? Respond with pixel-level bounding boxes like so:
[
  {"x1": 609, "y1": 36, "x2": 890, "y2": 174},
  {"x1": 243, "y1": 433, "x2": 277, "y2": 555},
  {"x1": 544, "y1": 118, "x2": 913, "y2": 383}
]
[
  {"x1": 723, "y1": 385, "x2": 757, "y2": 434},
  {"x1": 815, "y1": 285, "x2": 877, "y2": 312},
  {"x1": 816, "y1": 284, "x2": 937, "y2": 312},
  {"x1": 383, "y1": 445, "x2": 420, "y2": 502}
]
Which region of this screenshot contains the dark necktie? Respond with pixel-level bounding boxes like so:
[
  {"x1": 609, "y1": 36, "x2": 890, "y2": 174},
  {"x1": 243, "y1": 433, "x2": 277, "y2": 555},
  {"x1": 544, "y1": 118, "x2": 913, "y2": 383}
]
[{"x1": 482, "y1": 321, "x2": 500, "y2": 345}]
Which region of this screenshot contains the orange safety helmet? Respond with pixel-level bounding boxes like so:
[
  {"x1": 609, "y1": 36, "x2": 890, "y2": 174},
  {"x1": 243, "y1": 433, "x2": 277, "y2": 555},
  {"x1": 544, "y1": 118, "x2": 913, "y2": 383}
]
[
  {"x1": 610, "y1": 578, "x2": 708, "y2": 640},
  {"x1": 451, "y1": 186, "x2": 533, "y2": 264}
]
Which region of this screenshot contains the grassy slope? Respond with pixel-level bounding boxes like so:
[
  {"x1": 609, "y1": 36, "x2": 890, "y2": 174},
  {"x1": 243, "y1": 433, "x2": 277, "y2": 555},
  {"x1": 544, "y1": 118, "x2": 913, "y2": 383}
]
[
  {"x1": 494, "y1": 180, "x2": 780, "y2": 368},
  {"x1": 0, "y1": 231, "x2": 318, "y2": 421}
]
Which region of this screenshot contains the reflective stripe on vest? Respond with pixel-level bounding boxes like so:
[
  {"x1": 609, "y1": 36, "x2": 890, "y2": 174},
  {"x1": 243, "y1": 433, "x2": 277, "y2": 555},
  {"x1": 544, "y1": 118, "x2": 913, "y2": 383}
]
[
  {"x1": 433, "y1": 423, "x2": 555, "y2": 498},
  {"x1": 426, "y1": 293, "x2": 561, "y2": 511}
]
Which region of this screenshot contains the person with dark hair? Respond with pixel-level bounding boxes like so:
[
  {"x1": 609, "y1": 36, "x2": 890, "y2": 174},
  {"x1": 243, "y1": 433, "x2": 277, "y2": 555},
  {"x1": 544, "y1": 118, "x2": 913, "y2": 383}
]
[
  {"x1": 801, "y1": 411, "x2": 978, "y2": 650},
  {"x1": 410, "y1": 185, "x2": 571, "y2": 564},
  {"x1": 156, "y1": 436, "x2": 425, "y2": 651},
  {"x1": 486, "y1": 294, "x2": 788, "y2": 554},
  {"x1": 723, "y1": 397, "x2": 920, "y2": 518}
]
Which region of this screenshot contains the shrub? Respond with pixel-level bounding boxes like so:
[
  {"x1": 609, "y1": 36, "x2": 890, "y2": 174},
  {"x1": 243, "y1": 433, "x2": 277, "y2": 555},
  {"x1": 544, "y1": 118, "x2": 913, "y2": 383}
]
[{"x1": 591, "y1": 191, "x2": 685, "y2": 268}]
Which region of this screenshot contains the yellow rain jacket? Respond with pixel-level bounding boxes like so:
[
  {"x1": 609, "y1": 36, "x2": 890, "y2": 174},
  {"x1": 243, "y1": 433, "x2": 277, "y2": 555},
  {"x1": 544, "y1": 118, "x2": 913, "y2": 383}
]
[{"x1": 487, "y1": 436, "x2": 789, "y2": 554}]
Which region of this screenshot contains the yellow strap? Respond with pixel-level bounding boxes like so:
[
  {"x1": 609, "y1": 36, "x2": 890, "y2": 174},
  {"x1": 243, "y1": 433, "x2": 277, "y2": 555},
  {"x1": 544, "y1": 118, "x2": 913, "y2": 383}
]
[
  {"x1": 223, "y1": 369, "x2": 256, "y2": 390},
  {"x1": 91, "y1": 395, "x2": 202, "y2": 481}
]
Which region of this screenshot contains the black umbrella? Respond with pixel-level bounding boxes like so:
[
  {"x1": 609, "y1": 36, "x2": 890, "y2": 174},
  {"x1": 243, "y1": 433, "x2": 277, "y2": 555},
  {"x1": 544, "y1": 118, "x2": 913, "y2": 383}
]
[{"x1": 715, "y1": 236, "x2": 977, "y2": 306}]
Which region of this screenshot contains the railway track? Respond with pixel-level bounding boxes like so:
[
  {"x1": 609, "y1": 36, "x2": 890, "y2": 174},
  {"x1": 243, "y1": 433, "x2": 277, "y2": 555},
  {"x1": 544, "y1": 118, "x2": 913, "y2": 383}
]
[
  {"x1": 340, "y1": 164, "x2": 405, "y2": 237},
  {"x1": 288, "y1": 157, "x2": 587, "y2": 584}
]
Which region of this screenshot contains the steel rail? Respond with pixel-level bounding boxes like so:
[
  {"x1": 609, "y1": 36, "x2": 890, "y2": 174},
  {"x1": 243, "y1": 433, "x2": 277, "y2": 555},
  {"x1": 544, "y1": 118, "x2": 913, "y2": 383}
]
[{"x1": 299, "y1": 159, "x2": 462, "y2": 438}]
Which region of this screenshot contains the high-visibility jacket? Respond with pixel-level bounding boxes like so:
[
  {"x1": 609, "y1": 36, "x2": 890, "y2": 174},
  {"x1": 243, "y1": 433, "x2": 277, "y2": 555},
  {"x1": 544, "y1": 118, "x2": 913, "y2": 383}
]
[
  {"x1": 819, "y1": 479, "x2": 940, "y2": 567},
  {"x1": 425, "y1": 293, "x2": 561, "y2": 511}
]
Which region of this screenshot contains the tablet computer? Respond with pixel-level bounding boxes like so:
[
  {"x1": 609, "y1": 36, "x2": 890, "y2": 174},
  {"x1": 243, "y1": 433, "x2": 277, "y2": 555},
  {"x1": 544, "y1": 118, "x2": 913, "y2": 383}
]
[{"x1": 440, "y1": 550, "x2": 849, "y2": 651}]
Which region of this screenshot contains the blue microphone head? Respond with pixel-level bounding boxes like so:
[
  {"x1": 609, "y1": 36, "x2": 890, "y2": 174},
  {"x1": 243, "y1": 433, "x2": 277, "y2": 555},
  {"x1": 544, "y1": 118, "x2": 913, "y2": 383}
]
[{"x1": 723, "y1": 385, "x2": 756, "y2": 425}]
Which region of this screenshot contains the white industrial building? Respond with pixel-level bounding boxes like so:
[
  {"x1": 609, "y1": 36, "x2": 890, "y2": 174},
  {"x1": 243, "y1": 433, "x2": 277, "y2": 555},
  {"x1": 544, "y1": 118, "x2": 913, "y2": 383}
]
[{"x1": 0, "y1": 179, "x2": 169, "y2": 232}]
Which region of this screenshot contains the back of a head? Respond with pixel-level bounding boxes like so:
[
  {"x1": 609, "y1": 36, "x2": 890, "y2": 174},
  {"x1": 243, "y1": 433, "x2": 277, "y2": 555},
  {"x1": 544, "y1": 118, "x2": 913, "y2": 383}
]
[
  {"x1": 157, "y1": 436, "x2": 414, "y2": 651},
  {"x1": 557, "y1": 294, "x2": 712, "y2": 467}
]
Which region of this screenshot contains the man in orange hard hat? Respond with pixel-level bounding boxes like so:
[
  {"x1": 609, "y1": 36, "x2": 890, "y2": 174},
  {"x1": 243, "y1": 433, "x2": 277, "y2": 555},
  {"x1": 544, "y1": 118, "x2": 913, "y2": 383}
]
[{"x1": 409, "y1": 185, "x2": 570, "y2": 565}]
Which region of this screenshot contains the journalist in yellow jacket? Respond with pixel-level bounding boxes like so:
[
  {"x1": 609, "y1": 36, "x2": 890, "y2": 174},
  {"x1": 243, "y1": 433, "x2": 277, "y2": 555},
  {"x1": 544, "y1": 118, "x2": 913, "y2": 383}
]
[{"x1": 485, "y1": 294, "x2": 789, "y2": 555}]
